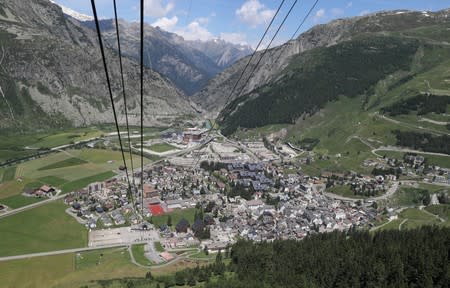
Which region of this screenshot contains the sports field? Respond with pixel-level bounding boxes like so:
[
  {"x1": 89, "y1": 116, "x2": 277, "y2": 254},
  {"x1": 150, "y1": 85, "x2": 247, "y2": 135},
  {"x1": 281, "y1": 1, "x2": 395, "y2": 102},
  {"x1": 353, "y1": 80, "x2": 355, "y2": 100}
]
[
  {"x1": 147, "y1": 143, "x2": 178, "y2": 153},
  {"x1": 150, "y1": 208, "x2": 196, "y2": 230}
]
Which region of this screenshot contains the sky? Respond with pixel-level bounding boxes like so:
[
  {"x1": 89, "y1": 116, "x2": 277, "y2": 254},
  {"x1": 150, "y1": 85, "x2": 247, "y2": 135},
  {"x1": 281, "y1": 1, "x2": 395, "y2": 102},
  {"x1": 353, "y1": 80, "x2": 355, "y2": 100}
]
[{"x1": 53, "y1": 0, "x2": 450, "y2": 48}]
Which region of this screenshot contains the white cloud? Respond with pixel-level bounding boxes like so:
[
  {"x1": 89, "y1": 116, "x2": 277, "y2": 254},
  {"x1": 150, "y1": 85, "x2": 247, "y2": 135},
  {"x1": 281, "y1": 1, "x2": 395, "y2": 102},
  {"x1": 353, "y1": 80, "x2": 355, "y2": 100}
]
[
  {"x1": 346, "y1": 2, "x2": 353, "y2": 8},
  {"x1": 219, "y1": 32, "x2": 248, "y2": 45},
  {"x1": 236, "y1": 0, "x2": 275, "y2": 28},
  {"x1": 359, "y1": 9, "x2": 370, "y2": 16},
  {"x1": 175, "y1": 21, "x2": 214, "y2": 41},
  {"x1": 195, "y1": 17, "x2": 209, "y2": 25},
  {"x1": 313, "y1": 8, "x2": 326, "y2": 22},
  {"x1": 144, "y1": 0, "x2": 174, "y2": 18},
  {"x1": 151, "y1": 16, "x2": 178, "y2": 31}
]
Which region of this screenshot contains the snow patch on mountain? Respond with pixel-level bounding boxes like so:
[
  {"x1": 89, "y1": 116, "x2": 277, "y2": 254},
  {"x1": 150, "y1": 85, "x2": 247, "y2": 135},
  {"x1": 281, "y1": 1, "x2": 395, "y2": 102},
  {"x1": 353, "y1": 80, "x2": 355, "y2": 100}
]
[{"x1": 49, "y1": 0, "x2": 93, "y2": 22}]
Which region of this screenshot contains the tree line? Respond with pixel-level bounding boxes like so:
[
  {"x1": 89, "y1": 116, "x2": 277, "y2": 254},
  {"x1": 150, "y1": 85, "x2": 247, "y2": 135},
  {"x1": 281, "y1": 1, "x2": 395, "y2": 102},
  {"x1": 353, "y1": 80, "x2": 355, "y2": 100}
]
[
  {"x1": 382, "y1": 94, "x2": 450, "y2": 116},
  {"x1": 393, "y1": 130, "x2": 450, "y2": 154}
]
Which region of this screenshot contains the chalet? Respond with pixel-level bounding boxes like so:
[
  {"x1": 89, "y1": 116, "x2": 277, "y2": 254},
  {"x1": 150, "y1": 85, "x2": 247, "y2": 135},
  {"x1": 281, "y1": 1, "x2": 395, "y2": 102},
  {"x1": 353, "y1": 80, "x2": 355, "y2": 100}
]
[
  {"x1": 39, "y1": 185, "x2": 55, "y2": 196},
  {"x1": 144, "y1": 184, "x2": 159, "y2": 198},
  {"x1": 192, "y1": 218, "x2": 205, "y2": 234},
  {"x1": 176, "y1": 218, "x2": 190, "y2": 233},
  {"x1": 247, "y1": 199, "x2": 264, "y2": 210},
  {"x1": 26, "y1": 184, "x2": 56, "y2": 197},
  {"x1": 217, "y1": 181, "x2": 226, "y2": 191},
  {"x1": 72, "y1": 202, "x2": 81, "y2": 210},
  {"x1": 228, "y1": 173, "x2": 238, "y2": 183}
]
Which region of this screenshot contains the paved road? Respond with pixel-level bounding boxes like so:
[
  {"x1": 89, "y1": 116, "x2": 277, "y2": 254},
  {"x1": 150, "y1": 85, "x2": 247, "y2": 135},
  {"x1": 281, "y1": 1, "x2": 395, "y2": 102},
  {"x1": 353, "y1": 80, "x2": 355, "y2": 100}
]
[
  {"x1": 378, "y1": 114, "x2": 449, "y2": 136},
  {"x1": 0, "y1": 242, "x2": 148, "y2": 262},
  {"x1": 372, "y1": 146, "x2": 450, "y2": 158},
  {"x1": 401, "y1": 180, "x2": 450, "y2": 188},
  {"x1": 398, "y1": 219, "x2": 408, "y2": 231},
  {"x1": 345, "y1": 135, "x2": 376, "y2": 150},
  {"x1": 419, "y1": 117, "x2": 449, "y2": 126},
  {"x1": 419, "y1": 206, "x2": 445, "y2": 222}
]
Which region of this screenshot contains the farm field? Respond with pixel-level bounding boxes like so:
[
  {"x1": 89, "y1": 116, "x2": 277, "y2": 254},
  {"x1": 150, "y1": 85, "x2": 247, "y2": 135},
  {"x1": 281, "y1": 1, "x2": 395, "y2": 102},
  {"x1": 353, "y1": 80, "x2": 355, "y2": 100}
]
[
  {"x1": 28, "y1": 129, "x2": 103, "y2": 149},
  {"x1": 0, "y1": 149, "x2": 152, "y2": 202},
  {"x1": 0, "y1": 127, "x2": 105, "y2": 163},
  {"x1": 61, "y1": 171, "x2": 116, "y2": 193},
  {"x1": 0, "y1": 177, "x2": 38, "y2": 199},
  {"x1": 2, "y1": 166, "x2": 16, "y2": 181},
  {"x1": 0, "y1": 126, "x2": 165, "y2": 164},
  {"x1": 0, "y1": 201, "x2": 87, "y2": 257},
  {"x1": 37, "y1": 157, "x2": 88, "y2": 171},
  {"x1": 0, "y1": 194, "x2": 44, "y2": 209}
]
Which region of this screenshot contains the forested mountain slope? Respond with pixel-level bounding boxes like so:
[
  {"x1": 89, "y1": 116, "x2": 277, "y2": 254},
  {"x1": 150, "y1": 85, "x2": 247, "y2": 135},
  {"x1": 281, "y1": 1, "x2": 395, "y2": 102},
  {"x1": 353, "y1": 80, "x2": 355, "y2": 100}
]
[{"x1": 215, "y1": 9, "x2": 450, "y2": 136}]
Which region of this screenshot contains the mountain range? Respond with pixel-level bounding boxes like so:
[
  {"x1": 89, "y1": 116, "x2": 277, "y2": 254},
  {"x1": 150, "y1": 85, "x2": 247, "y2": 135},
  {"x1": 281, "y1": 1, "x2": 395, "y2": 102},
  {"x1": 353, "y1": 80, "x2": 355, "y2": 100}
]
[
  {"x1": 0, "y1": 0, "x2": 253, "y2": 132},
  {"x1": 81, "y1": 19, "x2": 252, "y2": 96},
  {"x1": 190, "y1": 9, "x2": 450, "y2": 135},
  {"x1": 1, "y1": 0, "x2": 449, "y2": 145}
]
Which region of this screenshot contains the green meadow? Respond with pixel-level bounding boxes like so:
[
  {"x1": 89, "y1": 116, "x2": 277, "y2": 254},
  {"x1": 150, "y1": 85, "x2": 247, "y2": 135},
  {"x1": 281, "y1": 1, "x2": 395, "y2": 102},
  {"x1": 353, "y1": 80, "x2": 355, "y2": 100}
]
[
  {"x1": 0, "y1": 149, "x2": 151, "y2": 207},
  {"x1": 0, "y1": 201, "x2": 87, "y2": 257}
]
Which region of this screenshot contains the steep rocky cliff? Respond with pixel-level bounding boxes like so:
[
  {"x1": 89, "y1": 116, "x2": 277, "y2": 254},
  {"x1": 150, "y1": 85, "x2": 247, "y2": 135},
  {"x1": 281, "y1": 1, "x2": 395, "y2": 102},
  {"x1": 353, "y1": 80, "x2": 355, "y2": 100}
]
[{"x1": 0, "y1": 0, "x2": 195, "y2": 131}]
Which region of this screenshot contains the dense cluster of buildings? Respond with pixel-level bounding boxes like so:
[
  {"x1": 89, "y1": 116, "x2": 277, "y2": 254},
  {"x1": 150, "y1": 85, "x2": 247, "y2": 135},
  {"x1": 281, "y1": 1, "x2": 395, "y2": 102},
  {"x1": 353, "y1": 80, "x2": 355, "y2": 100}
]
[
  {"x1": 64, "y1": 179, "x2": 141, "y2": 229},
  {"x1": 64, "y1": 158, "x2": 380, "y2": 249},
  {"x1": 62, "y1": 129, "x2": 450, "y2": 252}
]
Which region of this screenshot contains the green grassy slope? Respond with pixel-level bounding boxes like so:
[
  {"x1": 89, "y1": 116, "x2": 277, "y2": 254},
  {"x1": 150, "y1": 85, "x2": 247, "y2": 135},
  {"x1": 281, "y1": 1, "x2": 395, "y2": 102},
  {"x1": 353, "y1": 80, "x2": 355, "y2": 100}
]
[
  {"x1": 0, "y1": 201, "x2": 87, "y2": 256},
  {"x1": 220, "y1": 35, "x2": 421, "y2": 135},
  {"x1": 224, "y1": 23, "x2": 450, "y2": 173}
]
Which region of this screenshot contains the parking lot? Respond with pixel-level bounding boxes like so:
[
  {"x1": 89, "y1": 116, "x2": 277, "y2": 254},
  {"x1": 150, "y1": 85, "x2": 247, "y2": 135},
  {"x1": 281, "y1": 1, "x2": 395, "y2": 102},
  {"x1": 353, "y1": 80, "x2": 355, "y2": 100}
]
[{"x1": 88, "y1": 227, "x2": 159, "y2": 247}]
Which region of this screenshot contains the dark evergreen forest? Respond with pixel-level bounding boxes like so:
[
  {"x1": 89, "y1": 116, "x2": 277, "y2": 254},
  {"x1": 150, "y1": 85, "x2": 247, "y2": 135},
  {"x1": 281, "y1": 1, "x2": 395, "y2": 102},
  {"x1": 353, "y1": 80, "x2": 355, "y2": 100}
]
[{"x1": 94, "y1": 227, "x2": 449, "y2": 288}]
